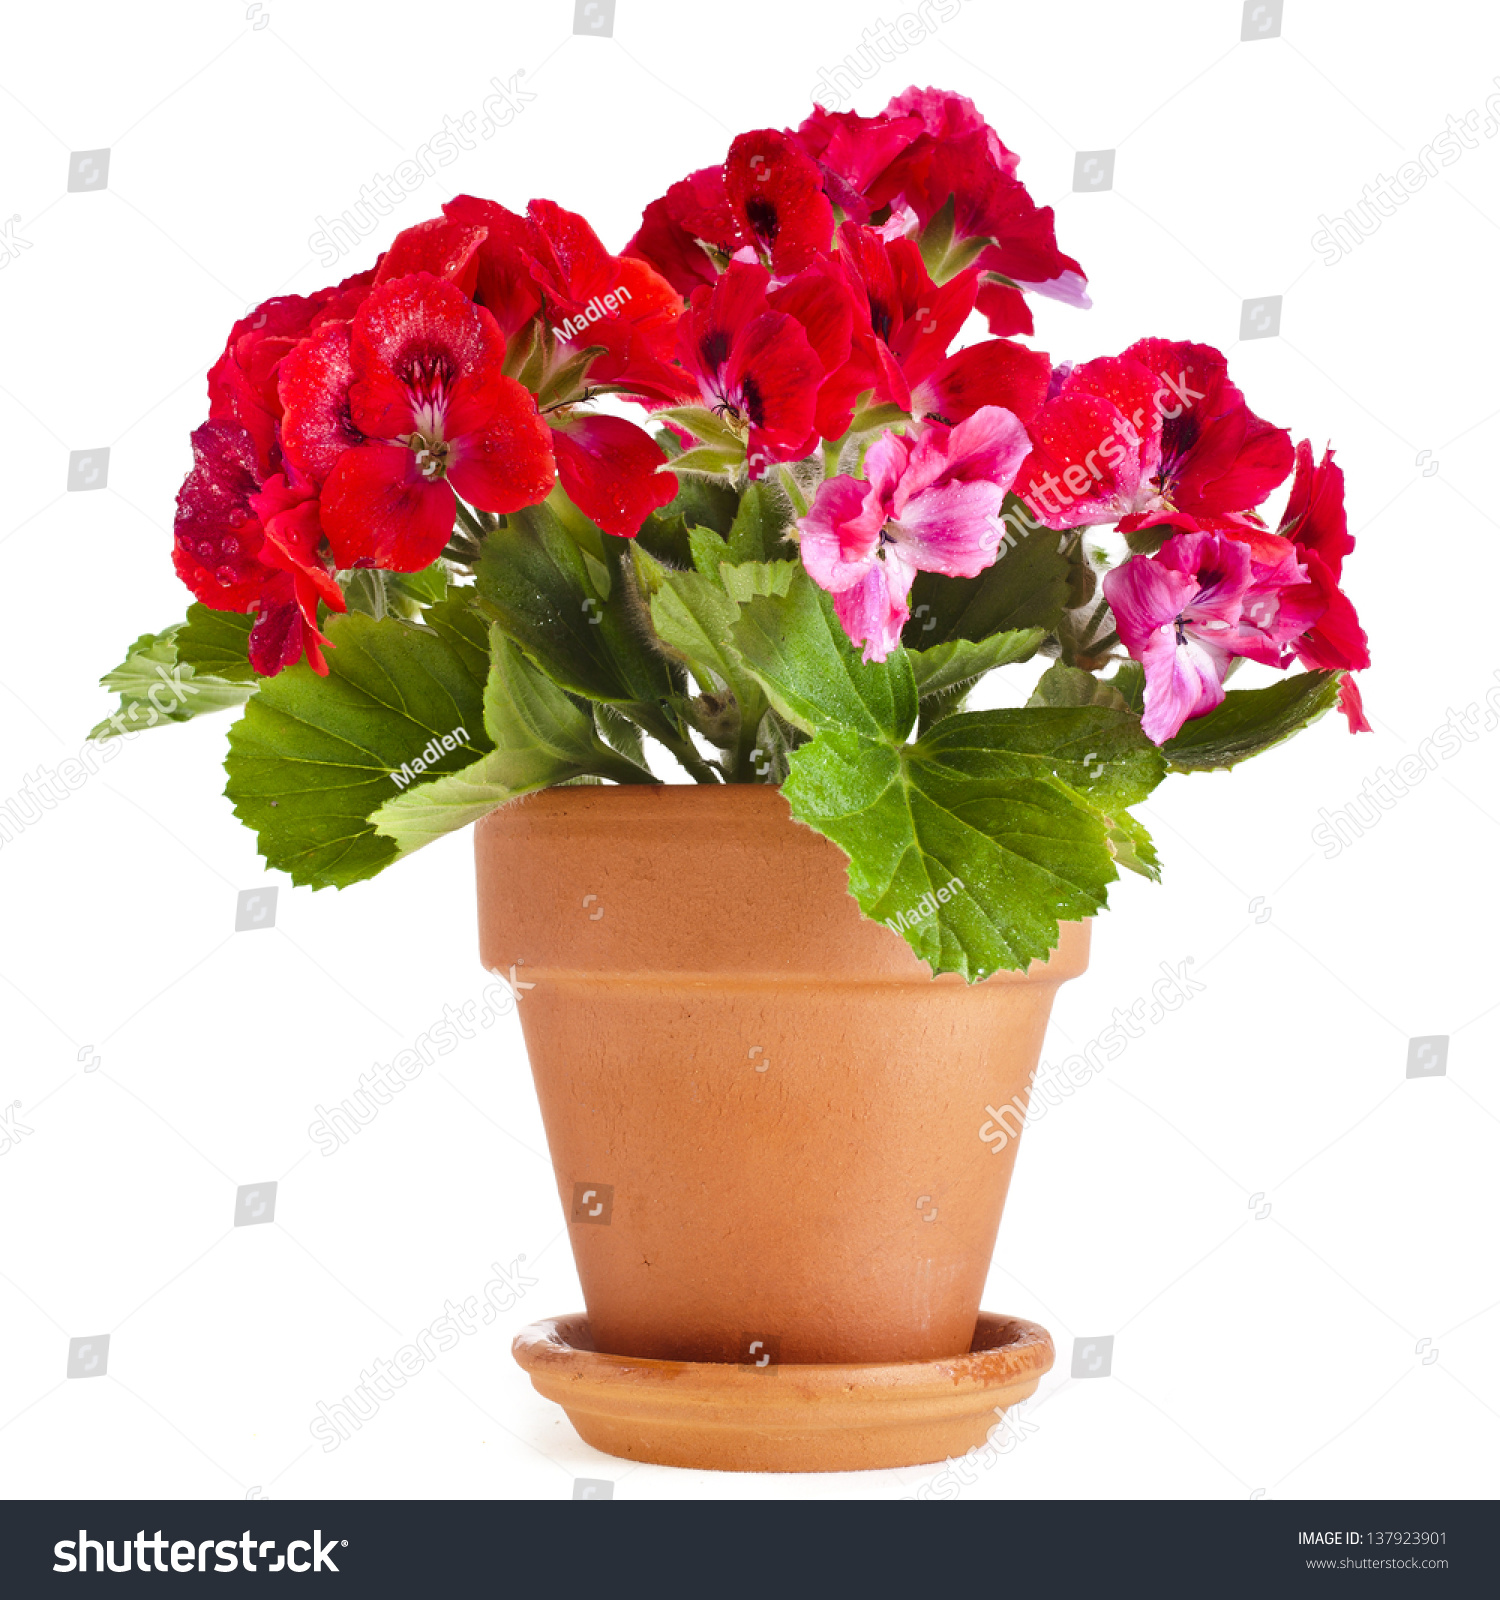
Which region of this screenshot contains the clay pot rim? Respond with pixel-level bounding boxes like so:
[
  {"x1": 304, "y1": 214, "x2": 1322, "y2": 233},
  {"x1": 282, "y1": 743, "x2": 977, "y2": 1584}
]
[
  {"x1": 478, "y1": 784, "x2": 1092, "y2": 987},
  {"x1": 514, "y1": 1311, "x2": 1053, "y2": 1401},
  {"x1": 481, "y1": 780, "x2": 827, "y2": 842}
]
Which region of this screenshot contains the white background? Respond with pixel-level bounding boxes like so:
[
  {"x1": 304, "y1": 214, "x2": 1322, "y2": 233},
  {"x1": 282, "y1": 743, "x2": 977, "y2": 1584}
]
[{"x1": 0, "y1": 0, "x2": 1496, "y2": 1502}]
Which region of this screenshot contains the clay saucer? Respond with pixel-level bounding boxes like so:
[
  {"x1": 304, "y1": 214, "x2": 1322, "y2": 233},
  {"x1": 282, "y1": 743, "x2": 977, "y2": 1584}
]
[{"x1": 512, "y1": 1311, "x2": 1053, "y2": 1474}]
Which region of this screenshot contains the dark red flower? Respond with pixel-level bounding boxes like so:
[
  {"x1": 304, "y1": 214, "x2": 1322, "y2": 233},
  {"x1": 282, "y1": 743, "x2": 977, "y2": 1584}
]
[
  {"x1": 625, "y1": 130, "x2": 838, "y2": 292},
  {"x1": 677, "y1": 262, "x2": 825, "y2": 473},
  {"x1": 207, "y1": 270, "x2": 374, "y2": 476},
  {"x1": 1248, "y1": 442, "x2": 1370, "y2": 730},
  {"x1": 278, "y1": 323, "x2": 365, "y2": 489},
  {"x1": 1018, "y1": 342, "x2": 1294, "y2": 534},
  {"x1": 172, "y1": 419, "x2": 342, "y2": 676},
  {"x1": 624, "y1": 166, "x2": 736, "y2": 297},
  {"x1": 1016, "y1": 355, "x2": 1165, "y2": 530},
  {"x1": 868, "y1": 127, "x2": 1087, "y2": 337},
  {"x1": 281, "y1": 273, "x2": 555, "y2": 571},
  {"x1": 883, "y1": 86, "x2": 1023, "y2": 169},
  {"x1": 818, "y1": 224, "x2": 1050, "y2": 435},
  {"x1": 790, "y1": 105, "x2": 924, "y2": 224},
  {"x1": 723, "y1": 129, "x2": 836, "y2": 277},
  {"x1": 440, "y1": 195, "x2": 545, "y2": 339},
  {"x1": 1118, "y1": 339, "x2": 1295, "y2": 531}
]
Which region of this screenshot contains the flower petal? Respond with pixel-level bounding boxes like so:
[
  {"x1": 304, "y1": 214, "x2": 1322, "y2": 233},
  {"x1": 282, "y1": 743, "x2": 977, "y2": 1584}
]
[
  {"x1": 322, "y1": 443, "x2": 457, "y2": 571},
  {"x1": 444, "y1": 374, "x2": 556, "y2": 514},
  {"x1": 551, "y1": 414, "x2": 676, "y2": 537},
  {"x1": 348, "y1": 273, "x2": 508, "y2": 444}
]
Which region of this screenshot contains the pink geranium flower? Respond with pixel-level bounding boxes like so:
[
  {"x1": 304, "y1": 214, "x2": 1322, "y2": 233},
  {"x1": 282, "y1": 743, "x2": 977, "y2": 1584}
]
[
  {"x1": 799, "y1": 406, "x2": 1031, "y2": 662},
  {"x1": 1103, "y1": 531, "x2": 1318, "y2": 744}
]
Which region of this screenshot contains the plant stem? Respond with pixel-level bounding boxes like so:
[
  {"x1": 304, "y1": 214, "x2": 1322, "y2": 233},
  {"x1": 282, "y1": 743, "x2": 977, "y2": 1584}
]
[
  {"x1": 776, "y1": 465, "x2": 809, "y2": 519},
  {"x1": 623, "y1": 702, "x2": 723, "y2": 785},
  {"x1": 453, "y1": 501, "x2": 486, "y2": 543}
]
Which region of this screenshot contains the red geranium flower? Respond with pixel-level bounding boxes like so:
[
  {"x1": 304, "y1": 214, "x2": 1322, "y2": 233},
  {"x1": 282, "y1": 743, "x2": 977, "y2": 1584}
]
[
  {"x1": 373, "y1": 215, "x2": 488, "y2": 296},
  {"x1": 550, "y1": 412, "x2": 678, "y2": 537},
  {"x1": 792, "y1": 105, "x2": 926, "y2": 225},
  {"x1": 820, "y1": 223, "x2": 1050, "y2": 435},
  {"x1": 439, "y1": 195, "x2": 545, "y2": 339},
  {"x1": 1229, "y1": 441, "x2": 1371, "y2": 731},
  {"x1": 808, "y1": 88, "x2": 1086, "y2": 338},
  {"x1": 624, "y1": 166, "x2": 737, "y2": 297},
  {"x1": 677, "y1": 262, "x2": 826, "y2": 473},
  {"x1": 1017, "y1": 341, "x2": 1294, "y2": 534},
  {"x1": 173, "y1": 419, "x2": 342, "y2": 676},
  {"x1": 280, "y1": 272, "x2": 554, "y2": 571},
  {"x1": 520, "y1": 198, "x2": 691, "y2": 404},
  {"x1": 723, "y1": 129, "x2": 837, "y2": 277},
  {"x1": 208, "y1": 270, "x2": 374, "y2": 476},
  {"x1": 1118, "y1": 339, "x2": 1295, "y2": 533}
]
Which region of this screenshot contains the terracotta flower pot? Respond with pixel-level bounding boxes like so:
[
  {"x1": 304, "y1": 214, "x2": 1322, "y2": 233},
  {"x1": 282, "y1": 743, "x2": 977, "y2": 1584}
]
[{"x1": 475, "y1": 784, "x2": 1088, "y2": 1372}]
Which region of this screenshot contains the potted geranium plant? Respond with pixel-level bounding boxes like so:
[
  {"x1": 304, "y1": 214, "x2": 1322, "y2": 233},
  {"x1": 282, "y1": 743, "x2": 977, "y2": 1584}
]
[{"x1": 99, "y1": 86, "x2": 1367, "y2": 1474}]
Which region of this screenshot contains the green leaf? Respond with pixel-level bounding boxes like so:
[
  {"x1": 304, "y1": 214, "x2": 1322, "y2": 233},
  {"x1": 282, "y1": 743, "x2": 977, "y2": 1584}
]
[
  {"x1": 727, "y1": 574, "x2": 1165, "y2": 978},
  {"x1": 654, "y1": 405, "x2": 747, "y2": 453},
  {"x1": 391, "y1": 561, "x2": 450, "y2": 608},
  {"x1": 594, "y1": 702, "x2": 649, "y2": 770},
  {"x1": 92, "y1": 621, "x2": 255, "y2": 739},
  {"x1": 1106, "y1": 661, "x2": 1146, "y2": 714},
  {"x1": 717, "y1": 560, "x2": 799, "y2": 605},
  {"x1": 847, "y1": 400, "x2": 912, "y2": 435},
  {"x1": 909, "y1": 629, "x2": 1047, "y2": 701},
  {"x1": 474, "y1": 502, "x2": 676, "y2": 709},
  {"x1": 668, "y1": 443, "x2": 746, "y2": 476},
  {"x1": 1106, "y1": 812, "x2": 1161, "y2": 881},
  {"x1": 224, "y1": 610, "x2": 493, "y2": 889},
  {"x1": 419, "y1": 593, "x2": 491, "y2": 680},
  {"x1": 787, "y1": 704, "x2": 1164, "y2": 978},
  {"x1": 918, "y1": 707, "x2": 1165, "y2": 826},
  {"x1": 636, "y1": 474, "x2": 740, "y2": 568},
  {"x1": 1162, "y1": 670, "x2": 1344, "y2": 772},
  {"x1": 537, "y1": 343, "x2": 608, "y2": 408},
  {"x1": 343, "y1": 565, "x2": 439, "y2": 621},
  {"x1": 370, "y1": 628, "x2": 652, "y2": 857},
  {"x1": 632, "y1": 546, "x2": 742, "y2": 693},
  {"x1": 634, "y1": 547, "x2": 798, "y2": 774},
  {"x1": 1027, "y1": 662, "x2": 1130, "y2": 712},
  {"x1": 175, "y1": 605, "x2": 257, "y2": 683},
  {"x1": 727, "y1": 477, "x2": 795, "y2": 562},
  {"x1": 903, "y1": 502, "x2": 1075, "y2": 646},
  {"x1": 729, "y1": 571, "x2": 918, "y2": 741}
]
